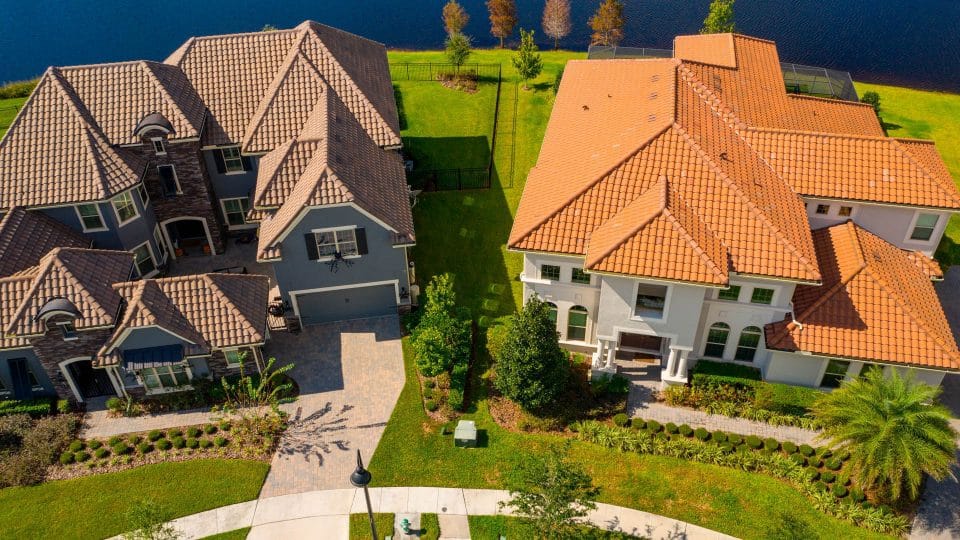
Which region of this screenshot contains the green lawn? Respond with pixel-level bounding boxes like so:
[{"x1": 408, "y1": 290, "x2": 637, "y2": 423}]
[
  {"x1": 855, "y1": 82, "x2": 960, "y2": 264},
  {"x1": 201, "y1": 528, "x2": 251, "y2": 540},
  {"x1": 349, "y1": 512, "x2": 396, "y2": 539},
  {"x1": 0, "y1": 96, "x2": 26, "y2": 139},
  {"x1": 469, "y1": 515, "x2": 641, "y2": 539},
  {"x1": 0, "y1": 459, "x2": 268, "y2": 540}
]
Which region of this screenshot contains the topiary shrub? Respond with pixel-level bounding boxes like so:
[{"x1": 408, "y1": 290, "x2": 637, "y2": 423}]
[
  {"x1": 68, "y1": 440, "x2": 84, "y2": 452},
  {"x1": 719, "y1": 443, "x2": 734, "y2": 454},
  {"x1": 817, "y1": 447, "x2": 832, "y2": 459},
  {"x1": 172, "y1": 437, "x2": 186, "y2": 449},
  {"x1": 137, "y1": 442, "x2": 153, "y2": 454},
  {"x1": 805, "y1": 467, "x2": 820, "y2": 481},
  {"x1": 820, "y1": 471, "x2": 836, "y2": 484},
  {"x1": 108, "y1": 435, "x2": 123, "y2": 446},
  {"x1": 665, "y1": 422, "x2": 679, "y2": 434},
  {"x1": 837, "y1": 449, "x2": 851, "y2": 461},
  {"x1": 156, "y1": 439, "x2": 172, "y2": 451},
  {"x1": 186, "y1": 438, "x2": 200, "y2": 449},
  {"x1": 631, "y1": 420, "x2": 645, "y2": 431},
  {"x1": 694, "y1": 427, "x2": 710, "y2": 441},
  {"x1": 167, "y1": 428, "x2": 183, "y2": 439},
  {"x1": 59, "y1": 452, "x2": 74, "y2": 465},
  {"x1": 782, "y1": 441, "x2": 798, "y2": 454},
  {"x1": 728, "y1": 433, "x2": 742, "y2": 446},
  {"x1": 646, "y1": 420, "x2": 662, "y2": 433},
  {"x1": 712, "y1": 431, "x2": 727, "y2": 444},
  {"x1": 88, "y1": 440, "x2": 102, "y2": 450},
  {"x1": 851, "y1": 489, "x2": 866, "y2": 503},
  {"x1": 74, "y1": 451, "x2": 90, "y2": 462},
  {"x1": 832, "y1": 485, "x2": 849, "y2": 498},
  {"x1": 763, "y1": 437, "x2": 779, "y2": 451},
  {"x1": 613, "y1": 413, "x2": 630, "y2": 427},
  {"x1": 130, "y1": 436, "x2": 143, "y2": 446},
  {"x1": 424, "y1": 379, "x2": 436, "y2": 389},
  {"x1": 836, "y1": 473, "x2": 851, "y2": 487},
  {"x1": 200, "y1": 439, "x2": 214, "y2": 449},
  {"x1": 814, "y1": 481, "x2": 828, "y2": 492},
  {"x1": 218, "y1": 421, "x2": 231, "y2": 432},
  {"x1": 790, "y1": 453, "x2": 806, "y2": 465},
  {"x1": 214, "y1": 436, "x2": 228, "y2": 447},
  {"x1": 825, "y1": 458, "x2": 842, "y2": 471},
  {"x1": 187, "y1": 427, "x2": 202, "y2": 438},
  {"x1": 94, "y1": 448, "x2": 109, "y2": 459},
  {"x1": 111, "y1": 443, "x2": 131, "y2": 455},
  {"x1": 425, "y1": 400, "x2": 439, "y2": 412},
  {"x1": 745, "y1": 435, "x2": 762, "y2": 449},
  {"x1": 799, "y1": 444, "x2": 815, "y2": 457},
  {"x1": 679, "y1": 424, "x2": 693, "y2": 437},
  {"x1": 203, "y1": 424, "x2": 217, "y2": 435},
  {"x1": 810, "y1": 458, "x2": 824, "y2": 469}
]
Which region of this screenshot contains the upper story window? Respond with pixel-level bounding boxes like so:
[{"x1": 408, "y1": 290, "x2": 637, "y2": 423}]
[
  {"x1": 717, "y1": 285, "x2": 741, "y2": 301},
  {"x1": 224, "y1": 349, "x2": 245, "y2": 368},
  {"x1": 634, "y1": 283, "x2": 668, "y2": 319},
  {"x1": 750, "y1": 288, "x2": 775, "y2": 305},
  {"x1": 151, "y1": 138, "x2": 166, "y2": 155},
  {"x1": 218, "y1": 146, "x2": 245, "y2": 174},
  {"x1": 820, "y1": 359, "x2": 850, "y2": 388},
  {"x1": 571, "y1": 268, "x2": 591, "y2": 285},
  {"x1": 137, "y1": 182, "x2": 150, "y2": 208},
  {"x1": 75, "y1": 203, "x2": 106, "y2": 232},
  {"x1": 815, "y1": 204, "x2": 830, "y2": 215},
  {"x1": 838, "y1": 206, "x2": 853, "y2": 217},
  {"x1": 910, "y1": 213, "x2": 939, "y2": 242},
  {"x1": 158, "y1": 165, "x2": 181, "y2": 197},
  {"x1": 305, "y1": 227, "x2": 368, "y2": 261},
  {"x1": 132, "y1": 242, "x2": 157, "y2": 278},
  {"x1": 153, "y1": 226, "x2": 167, "y2": 263},
  {"x1": 540, "y1": 264, "x2": 560, "y2": 281},
  {"x1": 111, "y1": 191, "x2": 139, "y2": 225},
  {"x1": 220, "y1": 197, "x2": 250, "y2": 228},
  {"x1": 57, "y1": 321, "x2": 78, "y2": 341}
]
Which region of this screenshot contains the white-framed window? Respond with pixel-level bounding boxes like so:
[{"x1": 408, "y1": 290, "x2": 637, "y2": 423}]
[
  {"x1": 909, "y1": 213, "x2": 939, "y2": 242},
  {"x1": 153, "y1": 225, "x2": 167, "y2": 263},
  {"x1": 634, "y1": 283, "x2": 668, "y2": 319},
  {"x1": 151, "y1": 138, "x2": 166, "y2": 155},
  {"x1": 57, "y1": 321, "x2": 78, "y2": 341},
  {"x1": 717, "y1": 285, "x2": 741, "y2": 301},
  {"x1": 220, "y1": 146, "x2": 245, "y2": 173},
  {"x1": 820, "y1": 359, "x2": 850, "y2": 388},
  {"x1": 111, "y1": 191, "x2": 139, "y2": 225},
  {"x1": 158, "y1": 164, "x2": 181, "y2": 197},
  {"x1": 131, "y1": 242, "x2": 157, "y2": 278},
  {"x1": 734, "y1": 326, "x2": 762, "y2": 362},
  {"x1": 704, "y1": 322, "x2": 730, "y2": 358},
  {"x1": 224, "y1": 348, "x2": 245, "y2": 368},
  {"x1": 571, "y1": 268, "x2": 591, "y2": 285},
  {"x1": 27, "y1": 368, "x2": 43, "y2": 392},
  {"x1": 137, "y1": 182, "x2": 150, "y2": 208},
  {"x1": 545, "y1": 302, "x2": 558, "y2": 326},
  {"x1": 139, "y1": 364, "x2": 191, "y2": 391},
  {"x1": 750, "y1": 287, "x2": 775, "y2": 305},
  {"x1": 314, "y1": 227, "x2": 359, "y2": 259},
  {"x1": 815, "y1": 204, "x2": 830, "y2": 215},
  {"x1": 566, "y1": 305, "x2": 588, "y2": 341},
  {"x1": 540, "y1": 264, "x2": 560, "y2": 281},
  {"x1": 838, "y1": 206, "x2": 853, "y2": 217},
  {"x1": 75, "y1": 203, "x2": 107, "y2": 232},
  {"x1": 220, "y1": 197, "x2": 250, "y2": 228}
]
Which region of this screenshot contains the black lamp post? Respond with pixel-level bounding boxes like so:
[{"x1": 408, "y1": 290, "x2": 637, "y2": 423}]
[{"x1": 350, "y1": 450, "x2": 378, "y2": 540}]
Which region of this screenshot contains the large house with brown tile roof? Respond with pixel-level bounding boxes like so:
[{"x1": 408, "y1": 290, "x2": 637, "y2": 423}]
[{"x1": 510, "y1": 33, "x2": 960, "y2": 389}]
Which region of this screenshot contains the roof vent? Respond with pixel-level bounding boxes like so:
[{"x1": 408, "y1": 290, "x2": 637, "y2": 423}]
[
  {"x1": 648, "y1": 114, "x2": 656, "y2": 123},
  {"x1": 651, "y1": 74, "x2": 660, "y2": 83},
  {"x1": 34, "y1": 296, "x2": 80, "y2": 323},
  {"x1": 582, "y1": 105, "x2": 590, "y2": 111},
  {"x1": 649, "y1": 92, "x2": 658, "y2": 100},
  {"x1": 719, "y1": 151, "x2": 730, "y2": 161}
]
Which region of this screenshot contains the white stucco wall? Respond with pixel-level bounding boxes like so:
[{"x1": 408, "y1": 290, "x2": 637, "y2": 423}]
[
  {"x1": 521, "y1": 253, "x2": 601, "y2": 344},
  {"x1": 803, "y1": 197, "x2": 950, "y2": 256},
  {"x1": 764, "y1": 351, "x2": 826, "y2": 386},
  {"x1": 595, "y1": 275, "x2": 708, "y2": 349}
]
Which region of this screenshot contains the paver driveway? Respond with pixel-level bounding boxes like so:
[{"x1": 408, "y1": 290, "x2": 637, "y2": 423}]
[{"x1": 259, "y1": 316, "x2": 404, "y2": 498}]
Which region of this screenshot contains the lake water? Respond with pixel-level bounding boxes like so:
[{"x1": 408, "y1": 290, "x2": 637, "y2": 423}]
[{"x1": 1, "y1": 0, "x2": 958, "y2": 92}]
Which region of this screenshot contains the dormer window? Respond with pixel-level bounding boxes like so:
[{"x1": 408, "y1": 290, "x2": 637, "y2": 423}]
[
  {"x1": 219, "y1": 146, "x2": 245, "y2": 174},
  {"x1": 151, "y1": 138, "x2": 166, "y2": 156},
  {"x1": 57, "y1": 321, "x2": 78, "y2": 341}
]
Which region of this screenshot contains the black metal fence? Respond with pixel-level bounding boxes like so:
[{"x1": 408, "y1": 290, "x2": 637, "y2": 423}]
[
  {"x1": 389, "y1": 62, "x2": 502, "y2": 82},
  {"x1": 407, "y1": 167, "x2": 490, "y2": 191}
]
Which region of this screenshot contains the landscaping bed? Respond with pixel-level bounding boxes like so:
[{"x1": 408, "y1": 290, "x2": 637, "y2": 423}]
[
  {"x1": 0, "y1": 412, "x2": 80, "y2": 488},
  {"x1": 469, "y1": 515, "x2": 641, "y2": 539}
]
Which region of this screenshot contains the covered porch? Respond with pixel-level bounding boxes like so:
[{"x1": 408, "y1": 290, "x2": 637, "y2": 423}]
[{"x1": 591, "y1": 331, "x2": 692, "y2": 385}]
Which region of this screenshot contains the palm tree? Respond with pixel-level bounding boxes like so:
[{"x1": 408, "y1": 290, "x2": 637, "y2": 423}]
[{"x1": 811, "y1": 368, "x2": 957, "y2": 503}]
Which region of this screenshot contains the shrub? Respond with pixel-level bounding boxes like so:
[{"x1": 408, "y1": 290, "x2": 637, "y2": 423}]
[
  {"x1": 612, "y1": 413, "x2": 630, "y2": 427},
  {"x1": 782, "y1": 441, "x2": 798, "y2": 454},
  {"x1": 108, "y1": 436, "x2": 123, "y2": 446},
  {"x1": 200, "y1": 439, "x2": 214, "y2": 449},
  {"x1": 137, "y1": 442, "x2": 153, "y2": 454},
  {"x1": 167, "y1": 428, "x2": 183, "y2": 439},
  {"x1": 832, "y1": 485, "x2": 849, "y2": 498},
  {"x1": 694, "y1": 428, "x2": 710, "y2": 441},
  {"x1": 425, "y1": 400, "x2": 439, "y2": 412},
  {"x1": 187, "y1": 427, "x2": 202, "y2": 438},
  {"x1": 763, "y1": 437, "x2": 779, "y2": 451},
  {"x1": 88, "y1": 440, "x2": 102, "y2": 450},
  {"x1": 74, "y1": 451, "x2": 90, "y2": 462},
  {"x1": 186, "y1": 438, "x2": 200, "y2": 449},
  {"x1": 156, "y1": 439, "x2": 172, "y2": 451},
  {"x1": 218, "y1": 421, "x2": 231, "y2": 432},
  {"x1": 172, "y1": 437, "x2": 186, "y2": 449},
  {"x1": 718, "y1": 443, "x2": 734, "y2": 454},
  {"x1": 810, "y1": 459, "x2": 824, "y2": 469},
  {"x1": 94, "y1": 448, "x2": 109, "y2": 459},
  {"x1": 745, "y1": 435, "x2": 762, "y2": 449},
  {"x1": 448, "y1": 357, "x2": 469, "y2": 412},
  {"x1": 861, "y1": 91, "x2": 881, "y2": 114},
  {"x1": 59, "y1": 452, "x2": 74, "y2": 465},
  {"x1": 632, "y1": 420, "x2": 646, "y2": 431},
  {"x1": 106, "y1": 397, "x2": 124, "y2": 412},
  {"x1": 679, "y1": 424, "x2": 693, "y2": 437},
  {"x1": 814, "y1": 481, "x2": 828, "y2": 492},
  {"x1": 552, "y1": 67, "x2": 564, "y2": 94},
  {"x1": 789, "y1": 453, "x2": 806, "y2": 466},
  {"x1": 816, "y1": 446, "x2": 832, "y2": 458},
  {"x1": 68, "y1": 440, "x2": 84, "y2": 452},
  {"x1": 424, "y1": 379, "x2": 436, "y2": 389},
  {"x1": 728, "y1": 433, "x2": 742, "y2": 446},
  {"x1": 825, "y1": 458, "x2": 842, "y2": 471},
  {"x1": 837, "y1": 449, "x2": 851, "y2": 461},
  {"x1": 851, "y1": 489, "x2": 866, "y2": 503},
  {"x1": 214, "y1": 436, "x2": 228, "y2": 447},
  {"x1": 821, "y1": 471, "x2": 836, "y2": 484},
  {"x1": 422, "y1": 388, "x2": 434, "y2": 400},
  {"x1": 0, "y1": 79, "x2": 38, "y2": 99},
  {"x1": 691, "y1": 360, "x2": 761, "y2": 391},
  {"x1": 0, "y1": 398, "x2": 53, "y2": 418},
  {"x1": 412, "y1": 274, "x2": 471, "y2": 378},
  {"x1": 805, "y1": 467, "x2": 820, "y2": 481},
  {"x1": 799, "y1": 444, "x2": 815, "y2": 457},
  {"x1": 112, "y1": 443, "x2": 131, "y2": 455},
  {"x1": 646, "y1": 420, "x2": 662, "y2": 433},
  {"x1": 130, "y1": 436, "x2": 143, "y2": 445},
  {"x1": 836, "y1": 473, "x2": 851, "y2": 487},
  {"x1": 664, "y1": 422, "x2": 679, "y2": 434},
  {"x1": 203, "y1": 424, "x2": 218, "y2": 435},
  {"x1": 591, "y1": 373, "x2": 631, "y2": 397},
  {"x1": 147, "y1": 430, "x2": 163, "y2": 442},
  {"x1": 56, "y1": 400, "x2": 71, "y2": 414}
]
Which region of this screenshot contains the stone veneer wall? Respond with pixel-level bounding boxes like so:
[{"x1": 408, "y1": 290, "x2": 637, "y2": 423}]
[
  {"x1": 133, "y1": 133, "x2": 226, "y2": 254},
  {"x1": 206, "y1": 347, "x2": 261, "y2": 381},
  {"x1": 29, "y1": 318, "x2": 115, "y2": 403}
]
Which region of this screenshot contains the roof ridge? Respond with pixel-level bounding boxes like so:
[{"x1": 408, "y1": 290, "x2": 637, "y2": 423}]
[
  {"x1": 745, "y1": 125, "x2": 894, "y2": 142},
  {"x1": 787, "y1": 93, "x2": 877, "y2": 110},
  {"x1": 789, "y1": 223, "x2": 866, "y2": 326},
  {"x1": 583, "y1": 178, "x2": 667, "y2": 268},
  {"x1": 890, "y1": 138, "x2": 960, "y2": 205},
  {"x1": 141, "y1": 62, "x2": 195, "y2": 135},
  {"x1": 203, "y1": 274, "x2": 259, "y2": 339},
  {"x1": 662, "y1": 190, "x2": 729, "y2": 281},
  {"x1": 184, "y1": 27, "x2": 299, "y2": 43}
]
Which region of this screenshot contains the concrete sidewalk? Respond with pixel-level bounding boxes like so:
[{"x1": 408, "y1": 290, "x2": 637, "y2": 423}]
[{"x1": 114, "y1": 487, "x2": 737, "y2": 539}]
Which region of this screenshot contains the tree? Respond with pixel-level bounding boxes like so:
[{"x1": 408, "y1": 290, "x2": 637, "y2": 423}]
[
  {"x1": 493, "y1": 295, "x2": 569, "y2": 410},
  {"x1": 486, "y1": 0, "x2": 517, "y2": 48},
  {"x1": 811, "y1": 368, "x2": 958, "y2": 503},
  {"x1": 512, "y1": 29, "x2": 543, "y2": 90},
  {"x1": 261, "y1": 24, "x2": 278, "y2": 32},
  {"x1": 445, "y1": 32, "x2": 473, "y2": 73},
  {"x1": 542, "y1": 0, "x2": 571, "y2": 50},
  {"x1": 411, "y1": 274, "x2": 471, "y2": 377},
  {"x1": 589, "y1": 0, "x2": 625, "y2": 47},
  {"x1": 861, "y1": 91, "x2": 881, "y2": 114},
  {"x1": 500, "y1": 444, "x2": 599, "y2": 538},
  {"x1": 701, "y1": 0, "x2": 736, "y2": 34},
  {"x1": 442, "y1": 0, "x2": 470, "y2": 36}
]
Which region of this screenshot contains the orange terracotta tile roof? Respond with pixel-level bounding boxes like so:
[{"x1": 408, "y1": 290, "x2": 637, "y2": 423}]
[
  {"x1": 765, "y1": 222, "x2": 960, "y2": 370},
  {"x1": 745, "y1": 129, "x2": 960, "y2": 209},
  {"x1": 2, "y1": 248, "x2": 133, "y2": 338},
  {"x1": 96, "y1": 273, "x2": 269, "y2": 367},
  {"x1": 907, "y1": 250, "x2": 944, "y2": 280},
  {"x1": 0, "y1": 208, "x2": 90, "y2": 277},
  {"x1": 255, "y1": 87, "x2": 414, "y2": 261},
  {"x1": 167, "y1": 21, "x2": 400, "y2": 149}
]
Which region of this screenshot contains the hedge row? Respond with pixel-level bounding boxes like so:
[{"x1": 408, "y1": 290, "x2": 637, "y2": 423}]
[
  {"x1": 0, "y1": 399, "x2": 53, "y2": 418},
  {"x1": 0, "y1": 79, "x2": 38, "y2": 100}
]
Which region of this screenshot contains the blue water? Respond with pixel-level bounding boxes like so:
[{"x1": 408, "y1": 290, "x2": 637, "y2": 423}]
[{"x1": 1, "y1": 0, "x2": 958, "y2": 91}]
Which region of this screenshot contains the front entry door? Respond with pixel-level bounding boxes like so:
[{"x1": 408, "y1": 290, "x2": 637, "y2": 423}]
[
  {"x1": 67, "y1": 360, "x2": 114, "y2": 399},
  {"x1": 7, "y1": 358, "x2": 33, "y2": 399}
]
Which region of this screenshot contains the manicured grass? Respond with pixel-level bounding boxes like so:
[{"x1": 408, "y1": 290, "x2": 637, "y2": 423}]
[
  {"x1": 855, "y1": 82, "x2": 960, "y2": 264},
  {"x1": 469, "y1": 515, "x2": 640, "y2": 539},
  {"x1": 0, "y1": 96, "x2": 26, "y2": 139},
  {"x1": 0, "y1": 459, "x2": 268, "y2": 540},
  {"x1": 420, "y1": 512, "x2": 440, "y2": 540},
  {"x1": 200, "y1": 528, "x2": 251, "y2": 540},
  {"x1": 349, "y1": 512, "x2": 395, "y2": 539}
]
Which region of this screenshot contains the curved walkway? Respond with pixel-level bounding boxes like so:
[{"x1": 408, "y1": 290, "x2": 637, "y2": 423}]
[{"x1": 119, "y1": 487, "x2": 736, "y2": 540}]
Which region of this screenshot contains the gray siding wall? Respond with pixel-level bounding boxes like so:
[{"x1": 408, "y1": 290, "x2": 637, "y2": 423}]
[
  {"x1": 116, "y1": 327, "x2": 189, "y2": 351},
  {"x1": 204, "y1": 150, "x2": 259, "y2": 201},
  {"x1": 271, "y1": 205, "x2": 409, "y2": 302},
  {"x1": 0, "y1": 347, "x2": 55, "y2": 397},
  {"x1": 38, "y1": 192, "x2": 161, "y2": 260}
]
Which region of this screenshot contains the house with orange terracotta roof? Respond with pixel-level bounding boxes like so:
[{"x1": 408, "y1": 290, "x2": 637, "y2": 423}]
[{"x1": 509, "y1": 33, "x2": 960, "y2": 389}]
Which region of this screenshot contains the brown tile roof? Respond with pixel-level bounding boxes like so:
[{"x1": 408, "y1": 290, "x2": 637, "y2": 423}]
[
  {"x1": 166, "y1": 21, "x2": 400, "y2": 149},
  {"x1": 2, "y1": 248, "x2": 133, "y2": 338},
  {"x1": 0, "y1": 208, "x2": 90, "y2": 277},
  {"x1": 255, "y1": 87, "x2": 414, "y2": 261},
  {"x1": 0, "y1": 277, "x2": 33, "y2": 350},
  {"x1": 0, "y1": 69, "x2": 149, "y2": 209},
  {"x1": 745, "y1": 130, "x2": 960, "y2": 210},
  {"x1": 765, "y1": 222, "x2": 960, "y2": 370},
  {"x1": 96, "y1": 273, "x2": 269, "y2": 366}
]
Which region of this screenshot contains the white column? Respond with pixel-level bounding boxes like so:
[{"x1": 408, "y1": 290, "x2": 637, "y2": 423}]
[
  {"x1": 605, "y1": 340, "x2": 616, "y2": 369},
  {"x1": 675, "y1": 350, "x2": 689, "y2": 380},
  {"x1": 665, "y1": 347, "x2": 679, "y2": 377},
  {"x1": 593, "y1": 340, "x2": 605, "y2": 368}
]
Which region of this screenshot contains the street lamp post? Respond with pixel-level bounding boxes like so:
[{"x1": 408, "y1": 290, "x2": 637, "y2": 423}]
[{"x1": 350, "y1": 450, "x2": 378, "y2": 540}]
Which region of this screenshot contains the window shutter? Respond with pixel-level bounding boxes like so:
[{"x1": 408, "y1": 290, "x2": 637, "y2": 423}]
[
  {"x1": 355, "y1": 228, "x2": 368, "y2": 255},
  {"x1": 212, "y1": 149, "x2": 226, "y2": 174},
  {"x1": 241, "y1": 155, "x2": 253, "y2": 171},
  {"x1": 304, "y1": 233, "x2": 319, "y2": 260}
]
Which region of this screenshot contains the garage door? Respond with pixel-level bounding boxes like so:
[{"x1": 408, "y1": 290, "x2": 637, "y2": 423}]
[{"x1": 295, "y1": 284, "x2": 397, "y2": 326}]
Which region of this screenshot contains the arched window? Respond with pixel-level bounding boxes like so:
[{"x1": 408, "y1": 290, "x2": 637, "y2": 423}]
[
  {"x1": 704, "y1": 323, "x2": 730, "y2": 358},
  {"x1": 734, "y1": 326, "x2": 762, "y2": 362},
  {"x1": 566, "y1": 306, "x2": 588, "y2": 341},
  {"x1": 545, "y1": 302, "x2": 558, "y2": 326}
]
